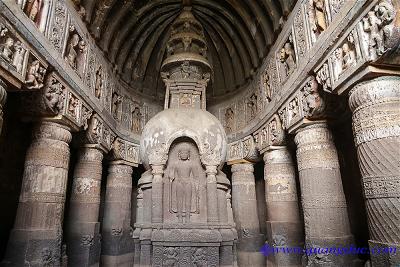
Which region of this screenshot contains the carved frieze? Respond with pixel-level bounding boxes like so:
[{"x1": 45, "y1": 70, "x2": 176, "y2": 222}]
[
  {"x1": 360, "y1": 0, "x2": 396, "y2": 61},
  {"x1": 111, "y1": 137, "x2": 140, "y2": 165},
  {"x1": 48, "y1": 0, "x2": 68, "y2": 53},
  {"x1": 227, "y1": 135, "x2": 259, "y2": 163},
  {"x1": 84, "y1": 114, "x2": 115, "y2": 152}
]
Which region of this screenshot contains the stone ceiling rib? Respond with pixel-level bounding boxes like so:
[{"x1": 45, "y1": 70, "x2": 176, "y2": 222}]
[
  {"x1": 78, "y1": 0, "x2": 292, "y2": 102},
  {"x1": 195, "y1": 11, "x2": 245, "y2": 86}
]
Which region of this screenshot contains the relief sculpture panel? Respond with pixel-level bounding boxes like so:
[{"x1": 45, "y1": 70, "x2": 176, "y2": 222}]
[{"x1": 164, "y1": 140, "x2": 206, "y2": 224}]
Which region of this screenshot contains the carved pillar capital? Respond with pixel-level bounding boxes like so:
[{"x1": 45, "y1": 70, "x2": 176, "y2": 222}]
[
  {"x1": 83, "y1": 114, "x2": 115, "y2": 153},
  {"x1": 349, "y1": 76, "x2": 400, "y2": 146},
  {"x1": 262, "y1": 145, "x2": 293, "y2": 165}
]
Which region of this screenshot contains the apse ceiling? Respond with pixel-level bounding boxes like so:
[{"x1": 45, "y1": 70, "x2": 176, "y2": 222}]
[{"x1": 79, "y1": 0, "x2": 296, "y2": 102}]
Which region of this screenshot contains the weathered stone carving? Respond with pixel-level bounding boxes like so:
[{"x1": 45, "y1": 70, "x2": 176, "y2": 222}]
[
  {"x1": 224, "y1": 107, "x2": 235, "y2": 133},
  {"x1": 94, "y1": 66, "x2": 103, "y2": 99},
  {"x1": 19, "y1": 0, "x2": 51, "y2": 32},
  {"x1": 278, "y1": 35, "x2": 296, "y2": 81},
  {"x1": 131, "y1": 106, "x2": 141, "y2": 134},
  {"x1": 262, "y1": 72, "x2": 272, "y2": 102},
  {"x1": 308, "y1": 0, "x2": 327, "y2": 43},
  {"x1": 247, "y1": 93, "x2": 258, "y2": 120},
  {"x1": 0, "y1": 36, "x2": 15, "y2": 63},
  {"x1": 316, "y1": 62, "x2": 331, "y2": 92},
  {"x1": 64, "y1": 25, "x2": 86, "y2": 73},
  {"x1": 269, "y1": 114, "x2": 285, "y2": 146},
  {"x1": 301, "y1": 76, "x2": 325, "y2": 118},
  {"x1": 67, "y1": 92, "x2": 79, "y2": 120},
  {"x1": 165, "y1": 142, "x2": 201, "y2": 223},
  {"x1": 49, "y1": 0, "x2": 67, "y2": 53},
  {"x1": 112, "y1": 91, "x2": 123, "y2": 120},
  {"x1": 44, "y1": 76, "x2": 65, "y2": 114},
  {"x1": 25, "y1": 57, "x2": 46, "y2": 89},
  {"x1": 0, "y1": 25, "x2": 29, "y2": 75},
  {"x1": 362, "y1": 0, "x2": 395, "y2": 60},
  {"x1": 332, "y1": 30, "x2": 359, "y2": 81}
]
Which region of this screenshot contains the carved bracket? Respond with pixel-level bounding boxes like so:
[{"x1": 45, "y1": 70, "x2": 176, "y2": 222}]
[
  {"x1": 227, "y1": 135, "x2": 259, "y2": 164},
  {"x1": 111, "y1": 137, "x2": 140, "y2": 165}
]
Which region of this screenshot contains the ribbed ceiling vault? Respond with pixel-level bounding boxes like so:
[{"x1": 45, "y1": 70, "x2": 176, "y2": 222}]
[{"x1": 79, "y1": 0, "x2": 296, "y2": 102}]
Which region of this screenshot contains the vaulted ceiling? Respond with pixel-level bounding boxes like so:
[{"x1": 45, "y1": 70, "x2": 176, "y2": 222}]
[{"x1": 79, "y1": 0, "x2": 296, "y2": 102}]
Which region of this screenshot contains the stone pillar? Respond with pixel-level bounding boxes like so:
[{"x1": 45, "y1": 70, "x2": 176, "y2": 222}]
[
  {"x1": 151, "y1": 165, "x2": 164, "y2": 224},
  {"x1": 101, "y1": 163, "x2": 134, "y2": 267},
  {"x1": 263, "y1": 146, "x2": 303, "y2": 267},
  {"x1": 348, "y1": 76, "x2": 400, "y2": 267},
  {"x1": 66, "y1": 146, "x2": 104, "y2": 267},
  {"x1": 2, "y1": 121, "x2": 72, "y2": 267},
  {"x1": 231, "y1": 163, "x2": 265, "y2": 267},
  {"x1": 294, "y1": 122, "x2": 356, "y2": 266},
  {"x1": 206, "y1": 165, "x2": 219, "y2": 224},
  {"x1": 0, "y1": 78, "x2": 7, "y2": 135}
]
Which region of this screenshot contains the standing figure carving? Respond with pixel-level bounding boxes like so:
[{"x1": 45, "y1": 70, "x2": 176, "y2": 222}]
[
  {"x1": 165, "y1": 144, "x2": 199, "y2": 223},
  {"x1": 24, "y1": 0, "x2": 43, "y2": 22}
]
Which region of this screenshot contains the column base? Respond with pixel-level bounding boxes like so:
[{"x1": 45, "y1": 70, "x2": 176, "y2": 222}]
[
  {"x1": 305, "y1": 236, "x2": 362, "y2": 267},
  {"x1": 237, "y1": 234, "x2": 265, "y2": 267},
  {"x1": 101, "y1": 253, "x2": 135, "y2": 267},
  {"x1": 101, "y1": 230, "x2": 135, "y2": 267},
  {"x1": 1, "y1": 228, "x2": 62, "y2": 267},
  {"x1": 66, "y1": 222, "x2": 101, "y2": 267},
  {"x1": 369, "y1": 240, "x2": 400, "y2": 267}
]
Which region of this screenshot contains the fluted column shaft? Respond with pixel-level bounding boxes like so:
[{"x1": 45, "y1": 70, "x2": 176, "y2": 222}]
[
  {"x1": 66, "y1": 146, "x2": 104, "y2": 267},
  {"x1": 231, "y1": 163, "x2": 265, "y2": 267},
  {"x1": 294, "y1": 122, "x2": 355, "y2": 266},
  {"x1": 349, "y1": 76, "x2": 400, "y2": 267},
  {"x1": 101, "y1": 163, "x2": 134, "y2": 267},
  {"x1": 0, "y1": 78, "x2": 7, "y2": 135},
  {"x1": 3, "y1": 121, "x2": 72, "y2": 267},
  {"x1": 263, "y1": 146, "x2": 303, "y2": 267}
]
